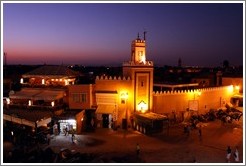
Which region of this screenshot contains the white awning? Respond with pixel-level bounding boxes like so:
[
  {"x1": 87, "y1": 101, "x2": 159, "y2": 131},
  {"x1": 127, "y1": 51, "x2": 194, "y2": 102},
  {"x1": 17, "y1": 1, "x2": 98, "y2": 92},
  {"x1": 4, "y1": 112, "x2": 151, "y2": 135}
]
[
  {"x1": 34, "y1": 90, "x2": 64, "y2": 101},
  {"x1": 3, "y1": 114, "x2": 36, "y2": 128},
  {"x1": 9, "y1": 89, "x2": 41, "y2": 99},
  {"x1": 37, "y1": 117, "x2": 52, "y2": 127},
  {"x1": 9, "y1": 88, "x2": 65, "y2": 101},
  {"x1": 96, "y1": 104, "x2": 116, "y2": 114}
]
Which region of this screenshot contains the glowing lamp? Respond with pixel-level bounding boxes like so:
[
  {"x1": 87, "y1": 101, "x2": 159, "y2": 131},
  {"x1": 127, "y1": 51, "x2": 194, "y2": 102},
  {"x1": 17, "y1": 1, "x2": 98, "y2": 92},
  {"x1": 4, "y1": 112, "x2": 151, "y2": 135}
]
[
  {"x1": 51, "y1": 101, "x2": 55, "y2": 107},
  {"x1": 227, "y1": 85, "x2": 234, "y2": 93},
  {"x1": 6, "y1": 98, "x2": 10, "y2": 105},
  {"x1": 137, "y1": 100, "x2": 148, "y2": 113},
  {"x1": 140, "y1": 54, "x2": 146, "y2": 64},
  {"x1": 120, "y1": 92, "x2": 128, "y2": 100},
  {"x1": 28, "y1": 100, "x2": 32, "y2": 106},
  {"x1": 197, "y1": 91, "x2": 201, "y2": 97},
  {"x1": 42, "y1": 79, "x2": 45, "y2": 85},
  {"x1": 20, "y1": 78, "x2": 24, "y2": 84}
]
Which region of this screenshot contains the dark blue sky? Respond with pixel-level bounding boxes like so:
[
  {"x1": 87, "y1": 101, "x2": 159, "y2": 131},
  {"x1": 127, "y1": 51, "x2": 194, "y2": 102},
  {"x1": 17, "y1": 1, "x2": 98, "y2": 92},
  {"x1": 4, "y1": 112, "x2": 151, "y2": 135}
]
[{"x1": 3, "y1": 2, "x2": 243, "y2": 67}]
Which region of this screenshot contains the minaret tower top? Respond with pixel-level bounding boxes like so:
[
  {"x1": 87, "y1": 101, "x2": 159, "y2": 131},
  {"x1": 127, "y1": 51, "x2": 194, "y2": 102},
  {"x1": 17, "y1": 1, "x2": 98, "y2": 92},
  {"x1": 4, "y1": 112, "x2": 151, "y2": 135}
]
[
  {"x1": 131, "y1": 32, "x2": 147, "y2": 64},
  {"x1": 123, "y1": 32, "x2": 153, "y2": 68}
]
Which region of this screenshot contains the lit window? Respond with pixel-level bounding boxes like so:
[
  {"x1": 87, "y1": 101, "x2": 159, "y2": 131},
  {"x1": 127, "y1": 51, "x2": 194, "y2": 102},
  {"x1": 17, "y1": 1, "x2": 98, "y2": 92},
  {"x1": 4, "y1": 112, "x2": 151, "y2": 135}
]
[
  {"x1": 72, "y1": 93, "x2": 87, "y2": 103},
  {"x1": 81, "y1": 93, "x2": 87, "y2": 103},
  {"x1": 42, "y1": 79, "x2": 45, "y2": 85}
]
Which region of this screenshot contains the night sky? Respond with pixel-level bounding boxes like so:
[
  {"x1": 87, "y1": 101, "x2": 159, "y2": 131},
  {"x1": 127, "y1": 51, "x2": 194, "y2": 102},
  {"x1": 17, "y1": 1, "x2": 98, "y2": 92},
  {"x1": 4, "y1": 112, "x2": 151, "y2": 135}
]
[{"x1": 3, "y1": 2, "x2": 243, "y2": 67}]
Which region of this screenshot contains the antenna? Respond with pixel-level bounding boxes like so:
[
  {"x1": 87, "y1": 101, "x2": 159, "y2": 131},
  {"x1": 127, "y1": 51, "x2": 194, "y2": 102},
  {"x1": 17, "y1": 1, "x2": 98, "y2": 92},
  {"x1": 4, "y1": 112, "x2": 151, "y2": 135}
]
[
  {"x1": 144, "y1": 31, "x2": 147, "y2": 41},
  {"x1": 137, "y1": 32, "x2": 140, "y2": 40}
]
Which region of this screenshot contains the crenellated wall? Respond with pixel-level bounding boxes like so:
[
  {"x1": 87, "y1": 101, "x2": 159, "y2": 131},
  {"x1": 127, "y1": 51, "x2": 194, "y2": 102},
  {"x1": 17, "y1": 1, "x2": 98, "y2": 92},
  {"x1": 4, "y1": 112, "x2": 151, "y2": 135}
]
[
  {"x1": 96, "y1": 75, "x2": 131, "y2": 81},
  {"x1": 222, "y1": 77, "x2": 243, "y2": 93},
  {"x1": 95, "y1": 76, "x2": 132, "y2": 94},
  {"x1": 153, "y1": 85, "x2": 235, "y2": 116},
  {"x1": 95, "y1": 75, "x2": 133, "y2": 126}
]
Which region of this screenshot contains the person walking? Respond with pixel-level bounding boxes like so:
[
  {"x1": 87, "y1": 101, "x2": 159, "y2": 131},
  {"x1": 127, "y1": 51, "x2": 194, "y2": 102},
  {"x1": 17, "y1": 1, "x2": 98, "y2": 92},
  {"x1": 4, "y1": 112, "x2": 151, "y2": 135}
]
[
  {"x1": 65, "y1": 127, "x2": 68, "y2": 136},
  {"x1": 71, "y1": 130, "x2": 75, "y2": 143},
  {"x1": 198, "y1": 128, "x2": 202, "y2": 137},
  {"x1": 136, "y1": 143, "x2": 140, "y2": 156},
  {"x1": 198, "y1": 127, "x2": 202, "y2": 141},
  {"x1": 226, "y1": 146, "x2": 232, "y2": 162},
  {"x1": 233, "y1": 146, "x2": 239, "y2": 162}
]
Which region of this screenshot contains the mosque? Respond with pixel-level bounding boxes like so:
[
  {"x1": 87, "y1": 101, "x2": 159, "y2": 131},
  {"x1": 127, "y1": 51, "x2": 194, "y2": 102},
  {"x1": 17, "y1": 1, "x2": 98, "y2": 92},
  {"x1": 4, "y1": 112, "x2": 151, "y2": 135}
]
[{"x1": 4, "y1": 33, "x2": 243, "y2": 135}]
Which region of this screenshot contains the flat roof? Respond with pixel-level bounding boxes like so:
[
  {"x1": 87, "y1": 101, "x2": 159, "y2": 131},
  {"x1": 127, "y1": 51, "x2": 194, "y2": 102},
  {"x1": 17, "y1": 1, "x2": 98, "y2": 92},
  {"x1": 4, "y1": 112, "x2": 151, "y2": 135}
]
[
  {"x1": 9, "y1": 88, "x2": 66, "y2": 101},
  {"x1": 154, "y1": 83, "x2": 199, "y2": 88},
  {"x1": 3, "y1": 108, "x2": 52, "y2": 122},
  {"x1": 135, "y1": 112, "x2": 168, "y2": 120}
]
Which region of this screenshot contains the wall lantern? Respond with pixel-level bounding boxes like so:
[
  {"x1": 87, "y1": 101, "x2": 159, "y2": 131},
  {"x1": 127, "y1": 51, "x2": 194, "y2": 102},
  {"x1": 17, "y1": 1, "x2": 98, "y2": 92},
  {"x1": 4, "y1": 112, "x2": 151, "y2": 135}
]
[
  {"x1": 227, "y1": 85, "x2": 234, "y2": 94},
  {"x1": 6, "y1": 98, "x2": 10, "y2": 105},
  {"x1": 120, "y1": 92, "x2": 128, "y2": 104},
  {"x1": 65, "y1": 79, "x2": 68, "y2": 85},
  {"x1": 28, "y1": 100, "x2": 32, "y2": 106},
  {"x1": 137, "y1": 100, "x2": 147, "y2": 113},
  {"x1": 234, "y1": 85, "x2": 240, "y2": 94},
  {"x1": 51, "y1": 101, "x2": 55, "y2": 107},
  {"x1": 42, "y1": 79, "x2": 45, "y2": 85}
]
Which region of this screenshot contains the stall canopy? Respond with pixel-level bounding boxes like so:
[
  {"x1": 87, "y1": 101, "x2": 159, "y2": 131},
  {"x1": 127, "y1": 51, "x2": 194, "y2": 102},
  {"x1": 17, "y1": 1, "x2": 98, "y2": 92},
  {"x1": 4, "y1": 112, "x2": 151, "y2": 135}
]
[
  {"x1": 34, "y1": 90, "x2": 64, "y2": 101},
  {"x1": 96, "y1": 104, "x2": 116, "y2": 114},
  {"x1": 9, "y1": 88, "x2": 65, "y2": 101},
  {"x1": 3, "y1": 109, "x2": 52, "y2": 128}
]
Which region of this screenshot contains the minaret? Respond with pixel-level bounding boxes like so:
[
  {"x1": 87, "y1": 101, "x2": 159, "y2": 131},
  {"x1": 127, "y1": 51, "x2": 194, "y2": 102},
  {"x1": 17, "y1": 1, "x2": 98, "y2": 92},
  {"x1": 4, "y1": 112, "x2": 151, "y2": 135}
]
[
  {"x1": 131, "y1": 33, "x2": 146, "y2": 64},
  {"x1": 123, "y1": 33, "x2": 154, "y2": 113}
]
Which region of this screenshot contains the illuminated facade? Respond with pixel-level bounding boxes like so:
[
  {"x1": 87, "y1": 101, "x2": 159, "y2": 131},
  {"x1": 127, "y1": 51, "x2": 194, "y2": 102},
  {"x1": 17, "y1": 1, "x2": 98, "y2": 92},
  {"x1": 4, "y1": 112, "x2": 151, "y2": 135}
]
[
  {"x1": 3, "y1": 35, "x2": 243, "y2": 134},
  {"x1": 93, "y1": 35, "x2": 242, "y2": 130},
  {"x1": 123, "y1": 37, "x2": 154, "y2": 113},
  {"x1": 94, "y1": 34, "x2": 154, "y2": 128}
]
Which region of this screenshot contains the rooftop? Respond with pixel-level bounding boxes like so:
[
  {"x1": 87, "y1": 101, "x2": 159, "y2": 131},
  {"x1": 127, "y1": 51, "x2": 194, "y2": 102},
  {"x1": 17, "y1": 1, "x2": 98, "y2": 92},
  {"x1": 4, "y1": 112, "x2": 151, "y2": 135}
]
[{"x1": 23, "y1": 65, "x2": 80, "y2": 77}]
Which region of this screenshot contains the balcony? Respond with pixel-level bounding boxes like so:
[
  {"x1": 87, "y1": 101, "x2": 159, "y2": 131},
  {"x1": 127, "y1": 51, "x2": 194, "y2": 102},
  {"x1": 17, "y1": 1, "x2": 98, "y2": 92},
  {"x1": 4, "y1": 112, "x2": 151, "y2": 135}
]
[{"x1": 122, "y1": 61, "x2": 154, "y2": 67}]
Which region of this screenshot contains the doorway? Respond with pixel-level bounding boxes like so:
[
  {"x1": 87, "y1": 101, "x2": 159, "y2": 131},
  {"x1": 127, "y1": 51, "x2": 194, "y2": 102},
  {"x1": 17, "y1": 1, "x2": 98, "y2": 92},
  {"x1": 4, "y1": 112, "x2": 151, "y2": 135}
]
[{"x1": 102, "y1": 114, "x2": 109, "y2": 128}]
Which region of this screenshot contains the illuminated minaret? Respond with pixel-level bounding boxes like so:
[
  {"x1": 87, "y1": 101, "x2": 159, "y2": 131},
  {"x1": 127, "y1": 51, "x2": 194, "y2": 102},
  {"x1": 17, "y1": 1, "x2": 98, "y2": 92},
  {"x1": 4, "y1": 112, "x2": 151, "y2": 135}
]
[
  {"x1": 131, "y1": 33, "x2": 146, "y2": 64},
  {"x1": 123, "y1": 32, "x2": 154, "y2": 113}
]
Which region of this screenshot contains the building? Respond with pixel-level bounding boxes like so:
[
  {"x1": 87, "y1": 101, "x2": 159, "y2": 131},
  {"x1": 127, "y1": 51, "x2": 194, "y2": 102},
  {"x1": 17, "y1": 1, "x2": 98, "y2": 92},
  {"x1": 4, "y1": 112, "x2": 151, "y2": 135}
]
[
  {"x1": 4, "y1": 65, "x2": 83, "y2": 134},
  {"x1": 3, "y1": 35, "x2": 243, "y2": 135}
]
